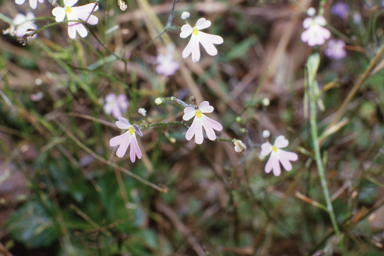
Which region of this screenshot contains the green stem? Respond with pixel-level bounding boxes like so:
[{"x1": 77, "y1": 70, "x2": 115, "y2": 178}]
[
  {"x1": 307, "y1": 55, "x2": 346, "y2": 255},
  {"x1": 318, "y1": 0, "x2": 327, "y2": 16}
]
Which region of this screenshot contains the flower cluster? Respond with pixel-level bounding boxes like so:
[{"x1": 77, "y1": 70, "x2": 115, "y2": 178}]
[{"x1": 301, "y1": 15, "x2": 331, "y2": 46}]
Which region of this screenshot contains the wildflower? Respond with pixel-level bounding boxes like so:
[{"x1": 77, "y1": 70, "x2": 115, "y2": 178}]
[
  {"x1": 301, "y1": 15, "x2": 331, "y2": 46},
  {"x1": 331, "y1": 2, "x2": 349, "y2": 19},
  {"x1": 181, "y1": 11, "x2": 190, "y2": 20},
  {"x1": 30, "y1": 91, "x2": 43, "y2": 101},
  {"x1": 52, "y1": 0, "x2": 99, "y2": 39},
  {"x1": 109, "y1": 117, "x2": 142, "y2": 162},
  {"x1": 13, "y1": 12, "x2": 38, "y2": 38},
  {"x1": 183, "y1": 101, "x2": 222, "y2": 144},
  {"x1": 138, "y1": 108, "x2": 147, "y2": 116},
  {"x1": 180, "y1": 18, "x2": 223, "y2": 62},
  {"x1": 15, "y1": 0, "x2": 44, "y2": 9},
  {"x1": 260, "y1": 135, "x2": 298, "y2": 176},
  {"x1": 325, "y1": 39, "x2": 347, "y2": 60},
  {"x1": 233, "y1": 139, "x2": 246, "y2": 153},
  {"x1": 103, "y1": 93, "x2": 129, "y2": 119},
  {"x1": 156, "y1": 43, "x2": 180, "y2": 76},
  {"x1": 262, "y1": 130, "x2": 270, "y2": 138}
]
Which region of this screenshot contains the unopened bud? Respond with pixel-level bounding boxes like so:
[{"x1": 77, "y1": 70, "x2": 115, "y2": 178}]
[
  {"x1": 262, "y1": 98, "x2": 270, "y2": 106},
  {"x1": 233, "y1": 139, "x2": 246, "y2": 153},
  {"x1": 155, "y1": 98, "x2": 163, "y2": 105},
  {"x1": 307, "y1": 7, "x2": 316, "y2": 16},
  {"x1": 181, "y1": 11, "x2": 190, "y2": 20},
  {"x1": 235, "y1": 116, "x2": 242, "y2": 123},
  {"x1": 262, "y1": 130, "x2": 270, "y2": 138}
]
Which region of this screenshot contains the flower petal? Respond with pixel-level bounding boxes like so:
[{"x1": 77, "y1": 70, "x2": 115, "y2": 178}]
[
  {"x1": 13, "y1": 14, "x2": 26, "y2": 25},
  {"x1": 27, "y1": 0, "x2": 37, "y2": 9},
  {"x1": 274, "y1": 135, "x2": 289, "y2": 148},
  {"x1": 52, "y1": 7, "x2": 66, "y2": 22},
  {"x1": 129, "y1": 134, "x2": 141, "y2": 163},
  {"x1": 133, "y1": 124, "x2": 143, "y2": 137},
  {"x1": 110, "y1": 132, "x2": 131, "y2": 158},
  {"x1": 117, "y1": 94, "x2": 129, "y2": 109},
  {"x1": 195, "y1": 18, "x2": 211, "y2": 30},
  {"x1": 199, "y1": 37, "x2": 218, "y2": 56},
  {"x1": 64, "y1": 0, "x2": 78, "y2": 7},
  {"x1": 302, "y1": 17, "x2": 313, "y2": 29},
  {"x1": 314, "y1": 16, "x2": 326, "y2": 26},
  {"x1": 186, "y1": 117, "x2": 204, "y2": 144},
  {"x1": 183, "y1": 107, "x2": 196, "y2": 121},
  {"x1": 180, "y1": 24, "x2": 192, "y2": 38},
  {"x1": 116, "y1": 117, "x2": 131, "y2": 129},
  {"x1": 264, "y1": 153, "x2": 275, "y2": 174},
  {"x1": 111, "y1": 106, "x2": 122, "y2": 119},
  {"x1": 272, "y1": 153, "x2": 281, "y2": 176},
  {"x1": 199, "y1": 32, "x2": 223, "y2": 45},
  {"x1": 202, "y1": 115, "x2": 222, "y2": 131},
  {"x1": 201, "y1": 116, "x2": 221, "y2": 141},
  {"x1": 182, "y1": 36, "x2": 200, "y2": 62},
  {"x1": 15, "y1": 0, "x2": 26, "y2": 5},
  {"x1": 278, "y1": 150, "x2": 298, "y2": 171},
  {"x1": 260, "y1": 142, "x2": 272, "y2": 156},
  {"x1": 199, "y1": 101, "x2": 214, "y2": 113}
]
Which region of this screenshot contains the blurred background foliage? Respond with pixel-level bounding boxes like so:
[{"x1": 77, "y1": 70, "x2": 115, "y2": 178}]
[{"x1": 1, "y1": 0, "x2": 384, "y2": 255}]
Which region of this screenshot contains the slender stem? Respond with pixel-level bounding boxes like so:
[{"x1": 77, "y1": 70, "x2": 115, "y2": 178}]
[
  {"x1": 318, "y1": 0, "x2": 327, "y2": 16},
  {"x1": 307, "y1": 55, "x2": 346, "y2": 255}
]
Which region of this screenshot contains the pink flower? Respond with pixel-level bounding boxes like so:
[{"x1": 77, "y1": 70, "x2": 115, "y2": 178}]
[
  {"x1": 325, "y1": 39, "x2": 346, "y2": 60},
  {"x1": 301, "y1": 16, "x2": 331, "y2": 46},
  {"x1": 109, "y1": 117, "x2": 143, "y2": 162},
  {"x1": 260, "y1": 135, "x2": 298, "y2": 176},
  {"x1": 156, "y1": 43, "x2": 180, "y2": 76},
  {"x1": 103, "y1": 93, "x2": 129, "y2": 119},
  {"x1": 183, "y1": 101, "x2": 222, "y2": 144},
  {"x1": 331, "y1": 2, "x2": 349, "y2": 19},
  {"x1": 52, "y1": 0, "x2": 99, "y2": 39},
  {"x1": 15, "y1": 0, "x2": 44, "y2": 9}
]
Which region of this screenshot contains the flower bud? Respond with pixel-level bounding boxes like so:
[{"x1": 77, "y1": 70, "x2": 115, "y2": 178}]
[
  {"x1": 235, "y1": 116, "x2": 242, "y2": 123},
  {"x1": 262, "y1": 130, "x2": 270, "y2": 138},
  {"x1": 307, "y1": 7, "x2": 316, "y2": 16},
  {"x1": 138, "y1": 108, "x2": 147, "y2": 116},
  {"x1": 155, "y1": 98, "x2": 163, "y2": 105},
  {"x1": 262, "y1": 98, "x2": 270, "y2": 106},
  {"x1": 181, "y1": 11, "x2": 190, "y2": 20},
  {"x1": 233, "y1": 139, "x2": 246, "y2": 153}
]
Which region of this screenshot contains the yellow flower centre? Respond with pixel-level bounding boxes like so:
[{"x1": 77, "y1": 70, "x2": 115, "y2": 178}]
[
  {"x1": 195, "y1": 109, "x2": 202, "y2": 118},
  {"x1": 65, "y1": 6, "x2": 72, "y2": 13},
  {"x1": 192, "y1": 28, "x2": 199, "y2": 35},
  {"x1": 272, "y1": 146, "x2": 278, "y2": 152},
  {"x1": 128, "y1": 126, "x2": 135, "y2": 134}
]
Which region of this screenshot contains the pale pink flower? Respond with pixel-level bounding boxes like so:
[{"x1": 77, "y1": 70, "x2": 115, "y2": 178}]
[
  {"x1": 13, "y1": 12, "x2": 37, "y2": 38},
  {"x1": 15, "y1": 0, "x2": 44, "y2": 9},
  {"x1": 301, "y1": 16, "x2": 331, "y2": 46},
  {"x1": 331, "y1": 2, "x2": 349, "y2": 19},
  {"x1": 260, "y1": 135, "x2": 298, "y2": 176},
  {"x1": 109, "y1": 117, "x2": 143, "y2": 162},
  {"x1": 183, "y1": 101, "x2": 222, "y2": 144},
  {"x1": 103, "y1": 93, "x2": 129, "y2": 119},
  {"x1": 156, "y1": 43, "x2": 180, "y2": 76},
  {"x1": 52, "y1": 0, "x2": 99, "y2": 39},
  {"x1": 325, "y1": 39, "x2": 346, "y2": 60},
  {"x1": 180, "y1": 18, "x2": 224, "y2": 62}
]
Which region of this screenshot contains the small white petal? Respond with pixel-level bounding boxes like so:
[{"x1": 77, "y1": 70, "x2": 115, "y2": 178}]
[
  {"x1": 52, "y1": 7, "x2": 66, "y2": 22},
  {"x1": 260, "y1": 142, "x2": 272, "y2": 156},
  {"x1": 64, "y1": 0, "x2": 78, "y2": 7},
  {"x1": 274, "y1": 135, "x2": 289, "y2": 148},
  {"x1": 116, "y1": 117, "x2": 131, "y2": 129},
  {"x1": 195, "y1": 18, "x2": 211, "y2": 30},
  {"x1": 199, "y1": 101, "x2": 214, "y2": 113},
  {"x1": 183, "y1": 107, "x2": 196, "y2": 121},
  {"x1": 180, "y1": 24, "x2": 192, "y2": 38}
]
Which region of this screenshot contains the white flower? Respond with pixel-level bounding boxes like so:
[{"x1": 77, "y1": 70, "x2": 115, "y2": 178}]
[
  {"x1": 262, "y1": 130, "x2": 270, "y2": 138},
  {"x1": 156, "y1": 43, "x2": 180, "y2": 76},
  {"x1": 260, "y1": 135, "x2": 298, "y2": 176},
  {"x1": 181, "y1": 11, "x2": 190, "y2": 20},
  {"x1": 138, "y1": 108, "x2": 147, "y2": 116},
  {"x1": 13, "y1": 12, "x2": 38, "y2": 38},
  {"x1": 52, "y1": 0, "x2": 99, "y2": 39},
  {"x1": 301, "y1": 16, "x2": 331, "y2": 46},
  {"x1": 103, "y1": 93, "x2": 129, "y2": 119},
  {"x1": 180, "y1": 18, "x2": 224, "y2": 62},
  {"x1": 233, "y1": 139, "x2": 246, "y2": 153},
  {"x1": 109, "y1": 117, "x2": 143, "y2": 162},
  {"x1": 15, "y1": 0, "x2": 44, "y2": 9},
  {"x1": 30, "y1": 91, "x2": 43, "y2": 101},
  {"x1": 183, "y1": 101, "x2": 222, "y2": 144}
]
